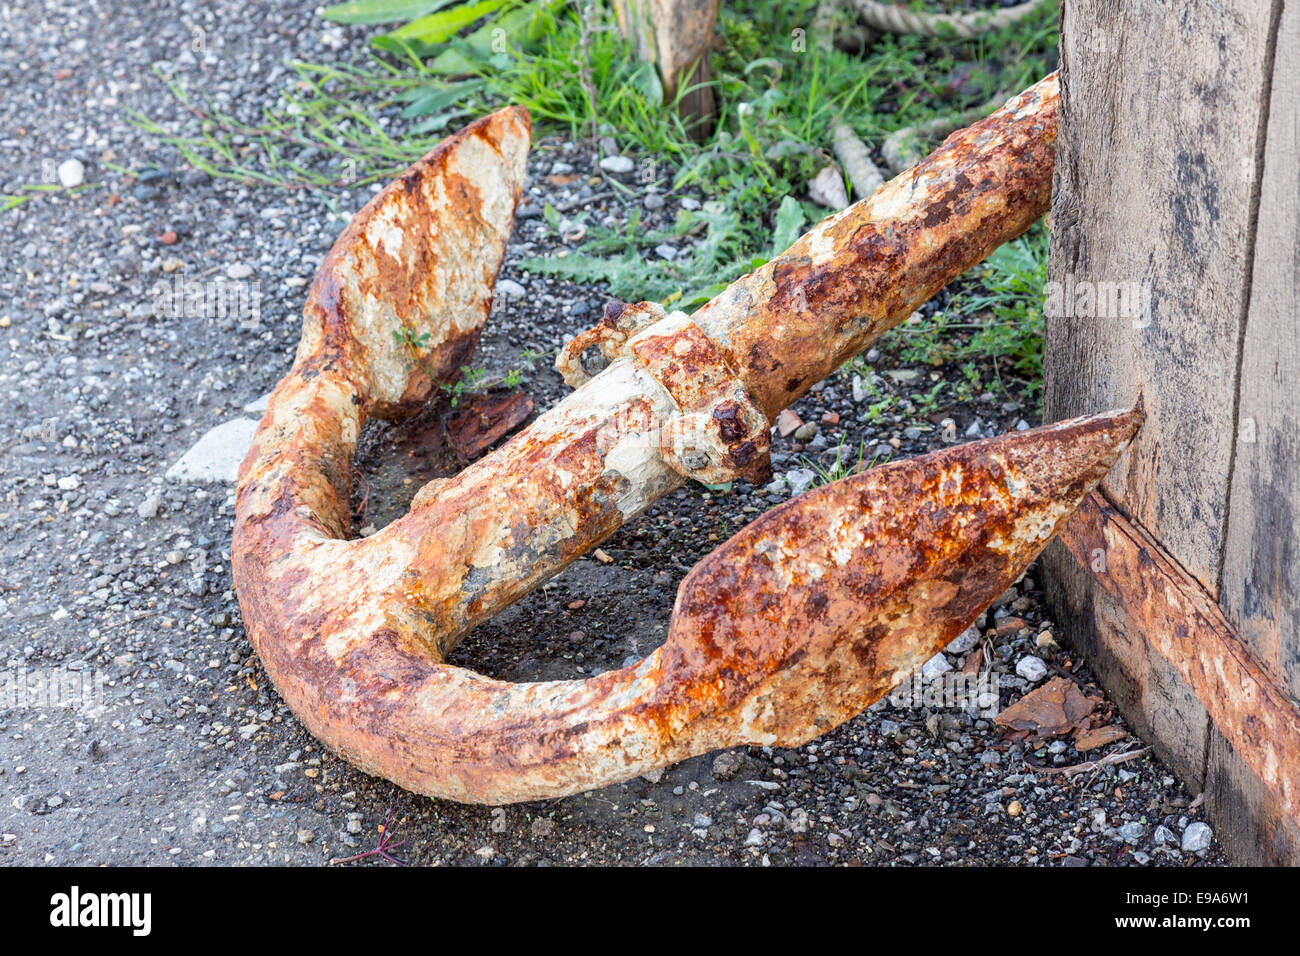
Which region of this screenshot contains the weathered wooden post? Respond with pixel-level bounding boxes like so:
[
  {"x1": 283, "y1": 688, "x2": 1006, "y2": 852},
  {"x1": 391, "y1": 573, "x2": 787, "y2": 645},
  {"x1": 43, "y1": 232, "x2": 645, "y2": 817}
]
[
  {"x1": 1043, "y1": 0, "x2": 1299, "y2": 864},
  {"x1": 612, "y1": 0, "x2": 718, "y2": 138}
]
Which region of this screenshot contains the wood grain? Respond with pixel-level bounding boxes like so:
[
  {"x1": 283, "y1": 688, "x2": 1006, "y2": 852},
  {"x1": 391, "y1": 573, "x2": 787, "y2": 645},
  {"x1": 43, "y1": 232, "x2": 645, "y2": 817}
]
[
  {"x1": 1046, "y1": 0, "x2": 1277, "y2": 591},
  {"x1": 1220, "y1": 0, "x2": 1300, "y2": 700},
  {"x1": 1044, "y1": 0, "x2": 1300, "y2": 864},
  {"x1": 613, "y1": 0, "x2": 718, "y2": 137}
]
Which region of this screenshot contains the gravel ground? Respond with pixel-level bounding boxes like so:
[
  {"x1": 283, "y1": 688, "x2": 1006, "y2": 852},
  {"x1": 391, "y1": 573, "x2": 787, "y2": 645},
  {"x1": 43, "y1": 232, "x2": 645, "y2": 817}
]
[{"x1": 0, "y1": 0, "x2": 1229, "y2": 866}]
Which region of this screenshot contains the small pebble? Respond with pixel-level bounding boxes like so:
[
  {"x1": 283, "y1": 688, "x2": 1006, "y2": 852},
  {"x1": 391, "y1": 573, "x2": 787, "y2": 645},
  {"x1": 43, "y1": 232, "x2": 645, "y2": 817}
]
[
  {"x1": 57, "y1": 158, "x2": 85, "y2": 187},
  {"x1": 1015, "y1": 657, "x2": 1048, "y2": 682},
  {"x1": 945, "y1": 625, "x2": 980, "y2": 655},
  {"x1": 785, "y1": 468, "x2": 815, "y2": 496},
  {"x1": 1181, "y1": 821, "x2": 1213, "y2": 852},
  {"x1": 712, "y1": 751, "x2": 743, "y2": 781},
  {"x1": 921, "y1": 652, "x2": 952, "y2": 680},
  {"x1": 775, "y1": 409, "x2": 802, "y2": 437},
  {"x1": 599, "y1": 155, "x2": 635, "y2": 175},
  {"x1": 1118, "y1": 821, "x2": 1145, "y2": 843}
]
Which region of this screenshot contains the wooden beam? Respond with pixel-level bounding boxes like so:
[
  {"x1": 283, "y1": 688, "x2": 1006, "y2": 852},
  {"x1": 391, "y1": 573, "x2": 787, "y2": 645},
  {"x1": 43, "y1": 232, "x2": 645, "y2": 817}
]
[
  {"x1": 1212, "y1": 0, "x2": 1300, "y2": 866},
  {"x1": 613, "y1": 0, "x2": 718, "y2": 139},
  {"x1": 1046, "y1": 0, "x2": 1276, "y2": 593},
  {"x1": 1220, "y1": 0, "x2": 1299, "y2": 702},
  {"x1": 1056, "y1": 493, "x2": 1300, "y2": 861},
  {"x1": 1045, "y1": 0, "x2": 1298, "y2": 866}
]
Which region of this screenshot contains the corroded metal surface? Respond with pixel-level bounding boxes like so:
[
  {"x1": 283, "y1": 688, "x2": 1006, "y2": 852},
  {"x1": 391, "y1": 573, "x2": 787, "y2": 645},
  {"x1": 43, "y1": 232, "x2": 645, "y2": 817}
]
[
  {"x1": 445, "y1": 391, "x2": 535, "y2": 461},
  {"x1": 1058, "y1": 492, "x2": 1300, "y2": 836},
  {"x1": 556, "y1": 302, "x2": 773, "y2": 484},
  {"x1": 691, "y1": 75, "x2": 1058, "y2": 419},
  {"x1": 555, "y1": 300, "x2": 665, "y2": 388},
  {"x1": 241, "y1": 402, "x2": 1140, "y2": 802},
  {"x1": 232, "y1": 78, "x2": 1109, "y2": 804},
  {"x1": 627, "y1": 311, "x2": 772, "y2": 485}
]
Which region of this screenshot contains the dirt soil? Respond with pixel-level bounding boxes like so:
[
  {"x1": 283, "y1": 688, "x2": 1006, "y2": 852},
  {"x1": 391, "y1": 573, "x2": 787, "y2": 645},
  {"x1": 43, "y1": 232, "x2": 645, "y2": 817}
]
[{"x1": 0, "y1": 0, "x2": 1227, "y2": 866}]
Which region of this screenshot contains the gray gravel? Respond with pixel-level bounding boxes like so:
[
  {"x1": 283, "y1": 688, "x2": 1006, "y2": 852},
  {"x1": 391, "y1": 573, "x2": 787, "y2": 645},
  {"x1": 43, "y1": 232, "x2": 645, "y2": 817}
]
[{"x1": 0, "y1": 0, "x2": 1229, "y2": 866}]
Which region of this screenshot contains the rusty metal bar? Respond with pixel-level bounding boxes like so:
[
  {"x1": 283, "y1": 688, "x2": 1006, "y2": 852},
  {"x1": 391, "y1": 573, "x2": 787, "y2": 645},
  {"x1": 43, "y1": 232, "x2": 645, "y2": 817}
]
[
  {"x1": 231, "y1": 76, "x2": 1112, "y2": 805},
  {"x1": 693, "y1": 75, "x2": 1057, "y2": 419},
  {"x1": 1058, "y1": 492, "x2": 1300, "y2": 840}
]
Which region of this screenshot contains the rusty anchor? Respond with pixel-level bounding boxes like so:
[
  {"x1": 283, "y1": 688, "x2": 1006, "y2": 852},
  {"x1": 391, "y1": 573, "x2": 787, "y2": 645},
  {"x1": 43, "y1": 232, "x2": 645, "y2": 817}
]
[{"x1": 232, "y1": 73, "x2": 1136, "y2": 803}]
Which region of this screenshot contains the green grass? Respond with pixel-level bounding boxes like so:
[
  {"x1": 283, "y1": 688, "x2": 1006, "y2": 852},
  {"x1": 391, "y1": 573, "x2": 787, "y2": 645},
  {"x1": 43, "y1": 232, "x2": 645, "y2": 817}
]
[
  {"x1": 393, "y1": 323, "x2": 537, "y2": 405},
  {"x1": 2, "y1": 182, "x2": 100, "y2": 211},
  {"x1": 133, "y1": 0, "x2": 1057, "y2": 204},
  {"x1": 884, "y1": 219, "x2": 1050, "y2": 405},
  {"x1": 519, "y1": 198, "x2": 768, "y2": 311},
  {"x1": 130, "y1": 58, "x2": 499, "y2": 189},
  {"x1": 803, "y1": 436, "x2": 881, "y2": 487},
  {"x1": 513, "y1": 0, "x2": 1055, "y2": 309},
  {"x1": 130, "y1": 0, "x2": 1058, "y2": 402}
]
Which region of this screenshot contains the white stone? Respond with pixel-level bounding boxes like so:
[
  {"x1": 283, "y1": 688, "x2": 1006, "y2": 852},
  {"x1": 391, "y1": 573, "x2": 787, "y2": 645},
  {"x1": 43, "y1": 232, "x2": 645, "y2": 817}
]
[
  {"x1": 785, "y1": 468, "x2": 816, "y2": 496},
  {"x1": 1015, "y1": 656, "x2": 1048, "y2": 682},
  {"x1": 921, "y1": 652, "x2": 952, "y2": 680},
  {"x1": 243, "y1": 392, "x2": 272, "y2": 415},
  {"x1": 495, "y1": 278, "x2": 526, "y2": 298},
  {"x1": 165, "y1": 419, "x2": 259, "y2": 483},
  {"x1": 57, "y1": 159, "x2": 85, "y2": 188},
  {"x1": 1181, "y1": 821, "x2": 1212, "y2": 853},
  {"x1": 599, "y1": 155, "x2": 635, "y2": 175}
]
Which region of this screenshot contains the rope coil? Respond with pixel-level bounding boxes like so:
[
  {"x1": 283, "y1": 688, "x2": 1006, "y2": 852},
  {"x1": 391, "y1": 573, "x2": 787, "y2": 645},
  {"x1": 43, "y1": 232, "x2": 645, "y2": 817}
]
[{"x1": 849, "y1": 0, "x2": 1050, "y2": 40}]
